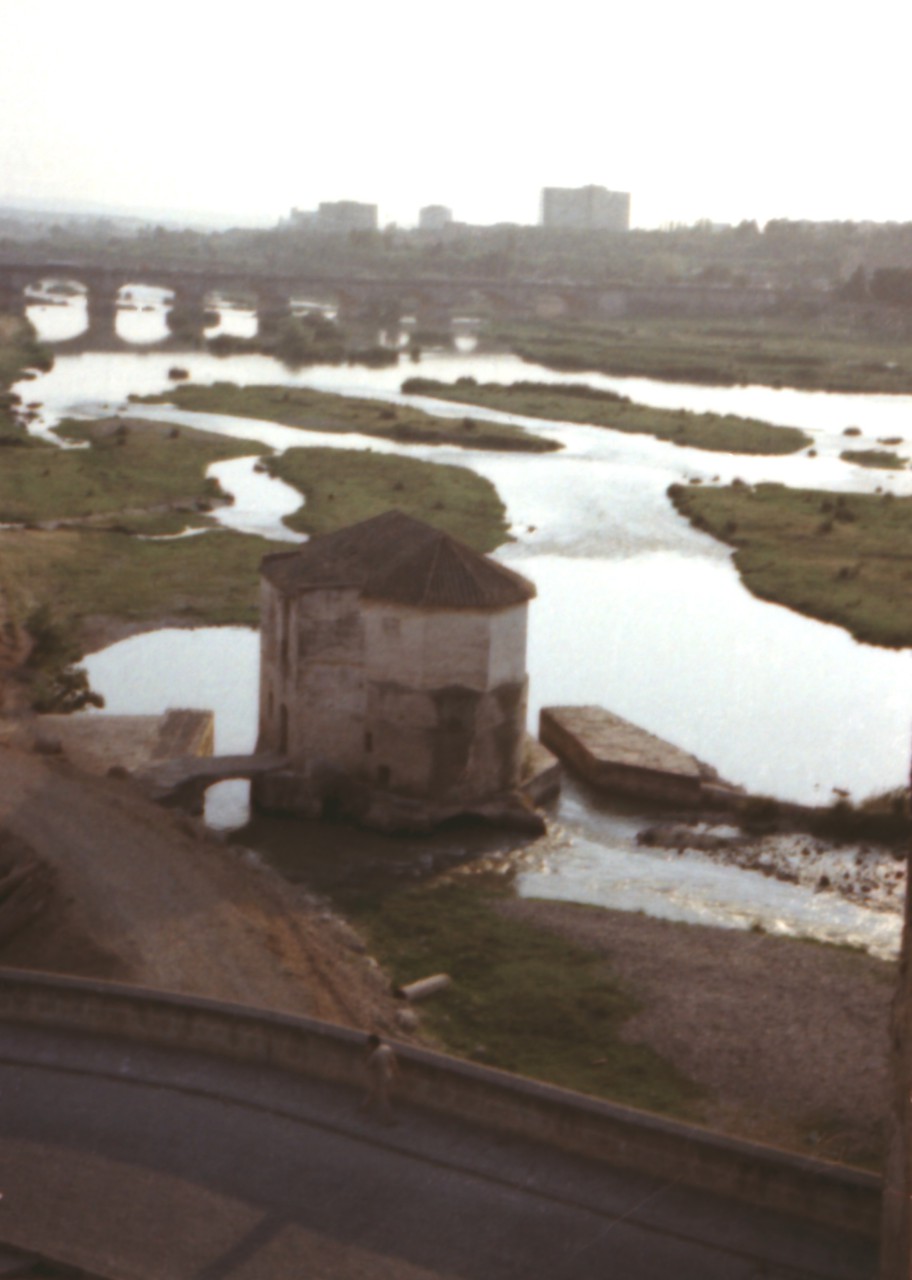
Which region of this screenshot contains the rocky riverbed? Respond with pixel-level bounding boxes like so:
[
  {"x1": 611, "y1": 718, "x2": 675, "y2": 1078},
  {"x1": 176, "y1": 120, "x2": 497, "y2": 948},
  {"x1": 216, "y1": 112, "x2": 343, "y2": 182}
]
[{"x1": 638, "y1": 822, "x2": 906, "y2": 916}]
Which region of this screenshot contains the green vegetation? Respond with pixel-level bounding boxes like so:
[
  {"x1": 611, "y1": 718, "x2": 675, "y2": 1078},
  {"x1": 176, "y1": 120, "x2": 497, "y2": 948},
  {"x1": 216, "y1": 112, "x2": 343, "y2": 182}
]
[
  {"x1": 840, "y1": 449, "x2": 905, "y2": 470},
  {"x1": 403, "y1": 376, "x2": 809, "y2": 455},
  {"x1": 494, "y1": 317, "x2": 912, "y2": 395},
  {"x1": 351, "y1": 882, "x2": 703, "y2": 1116},
  {"x1": 132, "y1": 382, "x2": 558, "y2": 452},
  {"x1": 0, "y1": 525, "x2": 280, "y2": 642},
  {"x1": 0, "y1": 419, "x2": 257, "y2": 525},
  {"x1": 266, "y1": 447, "x2": 510, "y2": 551},
  {"x1": 669, "y1": 481, "x2": 912, "y2": 647},
  {"x1": 0, "y1": 410, "x2": 513, "y2": 672},
  {"x1": 0, "y1": 314, "x2": 52, "y2": 441},
  {"x1": 20, "y1": 604, "x2": 104, "y2": 714}
]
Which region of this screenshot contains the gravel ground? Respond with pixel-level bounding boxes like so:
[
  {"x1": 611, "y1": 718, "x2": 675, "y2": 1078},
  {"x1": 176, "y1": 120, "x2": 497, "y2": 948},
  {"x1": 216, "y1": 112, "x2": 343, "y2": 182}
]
[{"x1": 498, "y1": 896, "x2": 896, "y2": 1166}]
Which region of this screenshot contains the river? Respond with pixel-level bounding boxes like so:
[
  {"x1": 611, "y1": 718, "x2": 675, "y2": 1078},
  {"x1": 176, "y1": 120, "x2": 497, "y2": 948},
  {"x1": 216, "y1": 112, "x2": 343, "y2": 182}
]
[{"x1": 16, "y1": 295, "x2": 912, "y2": 957}]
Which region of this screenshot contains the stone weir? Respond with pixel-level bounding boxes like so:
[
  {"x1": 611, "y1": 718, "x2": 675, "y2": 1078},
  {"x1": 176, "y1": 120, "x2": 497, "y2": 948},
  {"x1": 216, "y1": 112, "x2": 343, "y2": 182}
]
[{"x1": 540, "y1": 705, "x2": 727, "y2": 808}]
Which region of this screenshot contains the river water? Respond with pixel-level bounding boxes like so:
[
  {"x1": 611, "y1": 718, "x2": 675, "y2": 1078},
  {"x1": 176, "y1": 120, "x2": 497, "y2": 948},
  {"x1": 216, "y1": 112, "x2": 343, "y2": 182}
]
[{"x1": 17, "y1": 297, "x2": 912, "y2": 957}]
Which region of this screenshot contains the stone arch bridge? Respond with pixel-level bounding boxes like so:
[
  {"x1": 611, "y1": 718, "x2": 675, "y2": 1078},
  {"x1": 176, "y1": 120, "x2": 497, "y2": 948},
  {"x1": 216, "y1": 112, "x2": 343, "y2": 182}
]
[
  {"x1": 0, "y1": 258, "x2": 783, "y2": 349},
  {"x1": 135, "y1": 752, "x2": 288, "y2": 814}
]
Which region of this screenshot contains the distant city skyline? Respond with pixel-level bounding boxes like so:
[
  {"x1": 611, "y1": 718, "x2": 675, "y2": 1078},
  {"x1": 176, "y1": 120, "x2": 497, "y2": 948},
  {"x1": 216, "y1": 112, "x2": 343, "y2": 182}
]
[{"x1": 1, "y1": 0, "x2": 909, "y2": 233}]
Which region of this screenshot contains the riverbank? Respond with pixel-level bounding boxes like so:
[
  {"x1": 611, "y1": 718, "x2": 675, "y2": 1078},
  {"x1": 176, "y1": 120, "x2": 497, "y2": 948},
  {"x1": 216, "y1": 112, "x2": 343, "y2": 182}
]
[
  {"x1": 402, "y1": 376, "x2": 811, "y2": 455},
  {"x1": 302, "y1": 852, "x2": 893, "y2": 1167},
  {"x1": 0, "y1": 314, "x2": 52, "y2": 442},
  {"x1": 132, "y1": 381, "x2": 559, "y2": 452},
  {"x1": 496, "y1": 895, "x2": 892, "y2": 1168},
  {"x1": 493, "y1": 316, "x2": 912, "y2": 395},
  {"x1": 670, "y1": 480, "x2": 912, "y2": 647}
]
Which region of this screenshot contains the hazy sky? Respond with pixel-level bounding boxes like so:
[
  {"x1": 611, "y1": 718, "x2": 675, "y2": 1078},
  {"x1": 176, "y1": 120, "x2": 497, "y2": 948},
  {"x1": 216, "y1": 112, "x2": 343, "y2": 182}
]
[{"x1": 0, "y1": 0, "x2": 908, "y2": 230}]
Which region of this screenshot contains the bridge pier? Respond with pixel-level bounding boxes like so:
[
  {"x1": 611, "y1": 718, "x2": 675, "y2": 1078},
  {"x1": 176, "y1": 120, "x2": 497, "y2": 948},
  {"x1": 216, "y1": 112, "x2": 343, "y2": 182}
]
[
  {"x1": 256, "y1": 290, "x2": 292, "y2": 338},
  {"x1": 166, "y1": 286, "x2": 211, "y2": 343},
  {"x1": 0, "y1": 270, "x2": 29, "y2": 318},
  {"x1": 85, "y1": 285, "x2": 121, "y2": 346}
]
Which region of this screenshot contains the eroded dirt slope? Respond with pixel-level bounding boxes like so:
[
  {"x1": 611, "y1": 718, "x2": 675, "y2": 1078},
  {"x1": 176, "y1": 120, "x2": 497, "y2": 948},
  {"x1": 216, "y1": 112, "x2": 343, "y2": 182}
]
[{"x1": 0, "y1": 743, "x2": 401, "y2": 1033}]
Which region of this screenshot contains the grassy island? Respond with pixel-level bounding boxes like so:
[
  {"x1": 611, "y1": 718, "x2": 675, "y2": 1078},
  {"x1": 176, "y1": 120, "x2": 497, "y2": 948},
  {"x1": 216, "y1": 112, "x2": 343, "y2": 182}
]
[
  {"x1": 839, "y1": 448, "x2": 906, "y2": 470},
  {"x1": 402, "y1": 376, "x2": 810, "y2": 456},
  {"x1": 494, "y1": 317, "x2": 912, "y2": 396},
  {"x1": 265, "y1": 447, "x2": 510, "y2": 551},
  {"x1": 669, "y1": 480, "x2": 912, "y2": 647},
  {"x1": 132, "y1": 381, "x2": 559, "y2": 453},
  {"x1": 0, "y1": 418, "x2": 257, "y2": 528},
  {"x1": 0, "y1": 411, "x2": 513, "y2": 677}
]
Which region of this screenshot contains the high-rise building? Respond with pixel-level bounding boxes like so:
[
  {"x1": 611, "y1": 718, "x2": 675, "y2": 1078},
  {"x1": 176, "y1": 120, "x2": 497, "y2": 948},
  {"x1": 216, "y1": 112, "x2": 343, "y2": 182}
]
[
  {"x1": 540, "y1": 186, "x2": 630, "y2": 232},
  {"x1": 418, "y1": 205, "x2": 453, "y2": 232},
  {"x1": 316, "y1": 201, "x2": 379, "y2": 233}
]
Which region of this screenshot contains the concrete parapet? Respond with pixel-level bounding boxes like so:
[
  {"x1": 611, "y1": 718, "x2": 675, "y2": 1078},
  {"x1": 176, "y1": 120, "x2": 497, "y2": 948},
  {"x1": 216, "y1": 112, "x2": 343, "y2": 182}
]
[{"x1": 0, "y1": 968, "x2": 880, "y2": 1238}]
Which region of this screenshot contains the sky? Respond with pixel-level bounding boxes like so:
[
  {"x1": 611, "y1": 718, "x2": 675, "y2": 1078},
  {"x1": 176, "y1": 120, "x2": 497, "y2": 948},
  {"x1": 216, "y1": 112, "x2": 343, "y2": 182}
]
[{"x1": 0, "y1": 0, "x2": 909, "y2": 231}]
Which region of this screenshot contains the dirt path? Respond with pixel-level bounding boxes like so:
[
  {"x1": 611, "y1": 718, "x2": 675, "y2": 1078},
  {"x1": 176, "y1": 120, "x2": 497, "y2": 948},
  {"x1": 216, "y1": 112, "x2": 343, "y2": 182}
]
[
  {"x1": 0, "y1": 743, "x2": 403, "y2": 1034},
  {"x1": 498, "y1": 897, "x2": 895, "y2": 1166}
]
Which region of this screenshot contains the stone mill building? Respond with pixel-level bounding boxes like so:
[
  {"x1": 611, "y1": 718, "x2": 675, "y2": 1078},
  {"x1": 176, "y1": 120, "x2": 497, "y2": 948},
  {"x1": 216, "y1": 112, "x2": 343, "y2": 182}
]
[{"x1": 253, "y1": 511, "x2": 537, "y2": 829}]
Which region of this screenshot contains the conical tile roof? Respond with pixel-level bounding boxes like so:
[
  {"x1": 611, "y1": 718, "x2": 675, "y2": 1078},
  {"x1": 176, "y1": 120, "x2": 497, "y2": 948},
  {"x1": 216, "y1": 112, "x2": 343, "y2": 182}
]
[{"x1": 261, "y1": 510, "x2": 535, "y2": 610}]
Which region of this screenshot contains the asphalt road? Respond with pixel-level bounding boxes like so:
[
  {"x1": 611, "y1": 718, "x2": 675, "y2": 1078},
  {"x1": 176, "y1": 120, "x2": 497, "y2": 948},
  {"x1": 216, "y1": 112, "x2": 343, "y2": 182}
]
[{"x1": 0, "y1": 1024, "x2": 878, "y2": 1280}]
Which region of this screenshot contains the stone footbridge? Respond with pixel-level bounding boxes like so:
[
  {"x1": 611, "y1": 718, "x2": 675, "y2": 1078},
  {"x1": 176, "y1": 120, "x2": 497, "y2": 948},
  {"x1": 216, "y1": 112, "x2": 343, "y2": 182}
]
[{"x1": 135, "y1": 753, "x2": 288, "y2": 812}]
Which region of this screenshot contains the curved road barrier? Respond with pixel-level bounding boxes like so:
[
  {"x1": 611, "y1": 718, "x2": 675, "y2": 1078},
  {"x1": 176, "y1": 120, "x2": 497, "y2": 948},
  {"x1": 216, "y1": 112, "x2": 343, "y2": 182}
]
[{"x1": 0, "y1": 967, "x2": 880, "y2": 1240}]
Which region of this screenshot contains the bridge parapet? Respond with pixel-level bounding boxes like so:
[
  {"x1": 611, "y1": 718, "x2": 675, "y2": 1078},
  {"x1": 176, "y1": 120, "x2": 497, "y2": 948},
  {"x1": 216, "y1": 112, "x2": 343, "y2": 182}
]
[{"x1": 0, "y1": 967, "x2": 882, "y2": 1239}]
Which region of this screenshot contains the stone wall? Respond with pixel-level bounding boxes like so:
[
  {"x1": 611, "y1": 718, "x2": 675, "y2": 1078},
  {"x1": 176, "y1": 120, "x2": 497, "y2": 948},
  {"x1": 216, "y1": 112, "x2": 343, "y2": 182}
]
[
  {"x1": 540, "y1": 707, "x2": 704, "y2": 806},
  {"x1": 258, "y1": 586, "x2": 530, "y2": 811}
]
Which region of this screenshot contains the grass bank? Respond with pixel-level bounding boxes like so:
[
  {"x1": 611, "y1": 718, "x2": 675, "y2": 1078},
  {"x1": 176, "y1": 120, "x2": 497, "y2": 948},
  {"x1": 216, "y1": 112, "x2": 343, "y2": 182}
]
[
  {"x1": 403, "y1": 376, "x2": 810, "y2": 456},
  {"x1": 669, "y1": 480, "x2": 912, "y2": 647},
  {"x1": 265, "y1": 447, "x2": 510, "y2": 551},
  {"x1": 0, "y1": 418, "x2": 512, "y2": 660},
  {"x1": 494, "y1": 317, "x2": 912, "y2": 395},
  {"x1": 133, "y1": 382, "x2": 558, "y2": 453},
  {"x1": 0, "y1": 526, "x2": 280, "y2": 645},
  {"x1": 348, "y1": 881, "x2": 703, "y2": 1118},
  {"x1": 0, "y1": 418, "x2": 258, "y2": 527}
]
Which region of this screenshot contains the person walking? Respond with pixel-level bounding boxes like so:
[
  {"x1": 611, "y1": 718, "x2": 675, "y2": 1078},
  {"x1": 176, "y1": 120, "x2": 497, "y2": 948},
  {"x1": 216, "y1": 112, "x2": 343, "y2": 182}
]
[{"x1": 360, "y1": 1033, "x2": 400, "y2": 1124}]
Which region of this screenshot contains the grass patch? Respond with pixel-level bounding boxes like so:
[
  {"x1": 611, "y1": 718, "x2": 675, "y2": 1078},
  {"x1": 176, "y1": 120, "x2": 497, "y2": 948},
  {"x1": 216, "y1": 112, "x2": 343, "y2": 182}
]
[
  {"x1": 0, "y1": 418, "x2": 261, "y2": 525},
  {"x1": 0, "y1": 430, "x2": 511, "y2": 656},
  {"x1": 493, "y1": 316, "x2": 912, "y2": 395},
  {"x1": 669, "y1": 480, "x2": 912, "y2": 646},
  {"x1": 840, "y1": 448, "x2": 906, "y2": 470},
  {"x1": 0, "y1": 525, "x2": 282, "y2": 647},
  {"x1": 266, "y1": 447, "x2": 510, "y2": 551},
  {"x1": 403, "y1": 376, "x2": 809, "y2": 456},
  {"x1": 132, "y1": 381, "x2": 558, "y2": 453},
  {"x1": 351, "y1": 882, "x2": 703, "y2": 1116}
]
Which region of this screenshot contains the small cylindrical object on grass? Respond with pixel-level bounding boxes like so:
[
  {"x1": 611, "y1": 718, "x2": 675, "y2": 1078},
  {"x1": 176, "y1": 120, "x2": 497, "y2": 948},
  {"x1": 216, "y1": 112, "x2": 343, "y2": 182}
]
[{"x1": 395, "y1": 973, "x2": 451, "y2": 1002}]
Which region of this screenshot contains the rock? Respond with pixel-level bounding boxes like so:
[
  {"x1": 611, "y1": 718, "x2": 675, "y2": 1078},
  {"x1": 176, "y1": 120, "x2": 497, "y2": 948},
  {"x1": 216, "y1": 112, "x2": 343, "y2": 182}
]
[{"x1": 395, "y1": 1007, "x2": 420, "y2": 1032}]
